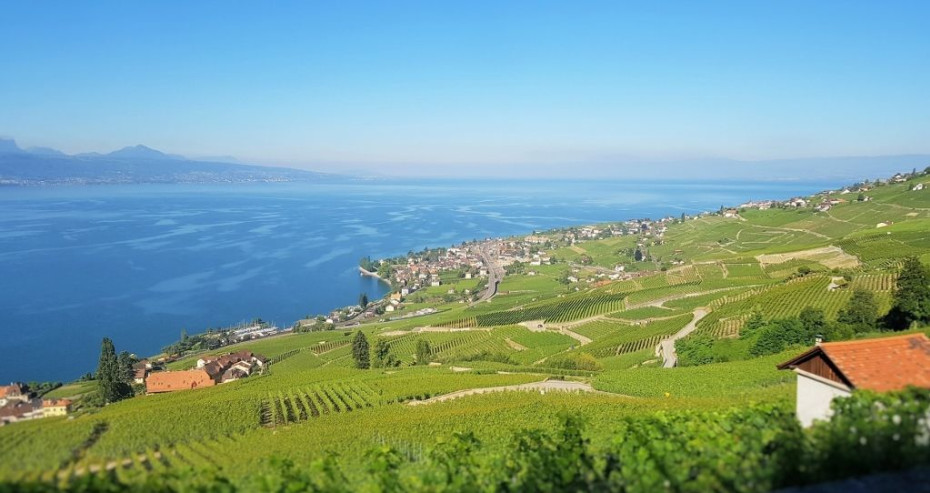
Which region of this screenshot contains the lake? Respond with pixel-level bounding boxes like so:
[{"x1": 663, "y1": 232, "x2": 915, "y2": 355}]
[{"x1": 0, "y1": 179, "x2": 835, "y2": 381}]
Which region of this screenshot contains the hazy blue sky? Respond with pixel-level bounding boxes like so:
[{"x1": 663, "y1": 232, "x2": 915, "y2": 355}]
[{"x1": 1, "y1": 1, "x2": 928, "y2": 177}]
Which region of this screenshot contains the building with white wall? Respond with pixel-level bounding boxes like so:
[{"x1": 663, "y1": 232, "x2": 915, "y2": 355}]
[{"x1": 778, "y1": 333, "x2": 930, "y2": 427}]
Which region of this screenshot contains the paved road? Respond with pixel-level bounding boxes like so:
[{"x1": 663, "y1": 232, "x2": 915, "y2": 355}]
[
  {"x1": 408, "y1": 380, "x2": 597, "y2": 406},
  {"x1": 476, "y1": 242, "x2": 505, "y2": 303},
  {"x1": 659, "y1": 308, "x2": 710, "y2": 368}
]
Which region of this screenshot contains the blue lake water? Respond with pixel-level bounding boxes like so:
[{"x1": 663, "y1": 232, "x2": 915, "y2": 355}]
[{"x1": 0, "y1": 179, "x2": 835, "y2": 381}]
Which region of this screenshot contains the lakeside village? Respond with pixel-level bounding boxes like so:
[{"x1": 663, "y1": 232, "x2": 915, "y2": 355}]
[{"x1": 3, "y1": 169, "x2": 929, "y2": 427}]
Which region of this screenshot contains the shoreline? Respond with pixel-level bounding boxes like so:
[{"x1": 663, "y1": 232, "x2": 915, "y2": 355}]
[
  {"x1": 359, "y1": 266, "x2": 384, "y2": 280},
  {"x1": 2, "y1": 176, "x2": 868, "y2": 382}
]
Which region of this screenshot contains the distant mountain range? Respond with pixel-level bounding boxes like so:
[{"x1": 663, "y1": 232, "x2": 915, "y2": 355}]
[{"x1": 0, "y1": 139, "x2": 342, "y2": 185}]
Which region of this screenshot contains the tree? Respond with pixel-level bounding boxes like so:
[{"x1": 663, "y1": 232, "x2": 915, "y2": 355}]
[
  {"x1": 372, "y1": 339, "x2": 397, "y2": 368},
  {"x1": 887, "y1": 257, "x2": 930, "y2": 330},
  {"x1": 634, "y1": 248, "x2": 644, "y2": 262},
  {"x1": 352, "y1": 331, "x2": 371, "y2": 369},
  {"x1": 798, "y1": 307, "x2": 828, "y2": 338},
  {"x1": 741, "y1": 310, "x2": 767, "y2": 337},
  {"x1": 359, "y1": 293, "x2": 369, "y2": 308},
  {"x1": 749, "y1": 319, "x2": 807, "y2": 357},
  {"x1": 117, "y1": 351, "x2": 136, "y2": 384},
  {"x1": 96, "y1": 338, "x2": 129, "y2": 403},
  {"x1": 837, "y1": 289, "x2": 879, "y2": 333},
  {"x1": 416, "y1": 340, "x2": 432, "y2": 365},
  {"x1": 675, "y1": 333, "x2": 718, "y2": 366}
]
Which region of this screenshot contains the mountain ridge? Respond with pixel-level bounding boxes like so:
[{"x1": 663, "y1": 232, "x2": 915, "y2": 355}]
[{"x1": 0, "y1": 138, "x2": 343, "y2": 185}]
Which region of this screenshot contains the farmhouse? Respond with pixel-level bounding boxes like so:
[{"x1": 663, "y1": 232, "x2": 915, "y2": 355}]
[
  {"x1": 0, "y1": 400, "x2": 42, "y2": 426},
  {"x1": 196, "y1": 350, "x2": 267, "y2": 371},
  {"x1": 146, "y1": 369, "x2": 217, "y2": 394},
  {"x1": 144, "y1": 350, "x2": 270, "y2": 393},
  {"x1": 0, "y1": 383, "x2": 28, "y2": 407},
  {"x1": 778, "y1": 333, "x2": 930, "y2": 427},
  {"x1": 41, "y1": 399, "x2": 72, "y2": 418}
]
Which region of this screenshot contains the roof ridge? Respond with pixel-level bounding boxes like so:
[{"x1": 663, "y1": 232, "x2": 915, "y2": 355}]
[{"x1": 822, "y1": 333, "x2": 928, "y2": 347}]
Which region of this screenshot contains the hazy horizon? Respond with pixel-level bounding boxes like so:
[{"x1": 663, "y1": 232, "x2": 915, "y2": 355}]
[
  {"x1": 2, "y1": 1, "x2": 929, "y2": 179},
  {"x1": 2, "y1": 135, "x2": 926, "y2": 182}
]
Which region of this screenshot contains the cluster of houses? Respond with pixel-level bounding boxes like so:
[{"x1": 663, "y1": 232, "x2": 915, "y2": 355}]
[
  {"x1": 563, "y1": 218, "x2": 675, "y2": 243},
  {"x1": 385, "y1": 245, "x2": 488, "y2": 294},
  {"x1": 0, "y1": 383, "x2": 72, "y2": 426},
  {"x1": 144, "y1": 350, "x2": 268, "y2": 394},
  {"x1": 228, "y1": 323, "x2": 279, "y2": 343}
]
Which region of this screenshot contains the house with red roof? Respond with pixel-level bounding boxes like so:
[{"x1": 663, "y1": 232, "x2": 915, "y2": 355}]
[
  {"x1": 0, "y1": 383, "x2": 29, "y2": 407},
  {"x1": 778, "y1": 333, "x2": 930, "y2": 427},
  {"x1": 145, "y1": 369, "x2": 216, "y2": 394},
  {"x1": 41, "y1": 399, "x2": 72, "y2": 418}
]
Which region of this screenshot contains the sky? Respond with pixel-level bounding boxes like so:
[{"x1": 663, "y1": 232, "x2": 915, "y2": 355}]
[{"x1": 1, "y1": 1, "x2": 928, "y2": 178}]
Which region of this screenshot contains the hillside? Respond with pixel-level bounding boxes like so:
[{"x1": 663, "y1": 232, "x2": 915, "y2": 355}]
[
  {"x1": 3, "y1": 171, "x2": 930, "y2": 491},
  {"x1": 0, "y1": 139, "x2": 339, "y2": 185}
]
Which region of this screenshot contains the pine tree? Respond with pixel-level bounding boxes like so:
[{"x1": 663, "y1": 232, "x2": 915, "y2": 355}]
[
  {"x1": 889, "y1": 257, "x2": 930, "y2": 329},
  {"x1": 117, "y1": 351, "x2": 135, "y2": 383},
  {"x1": 352, "y1": 331, "x2": 371, "y2": 369},
  {"x1": 97, "y1": 338, "x2": 125, "y2": 403},
  {"x1": 359, "y1": 293, "x2": 369, "y2": 308}
]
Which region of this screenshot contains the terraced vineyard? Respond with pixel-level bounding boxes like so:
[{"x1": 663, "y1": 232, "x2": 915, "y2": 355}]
[
  {"x1": 703, "y1": 315, "x2": 746, "y2": 338},
  {"x1": 570, "y1": 319, "x2": 633, "y2": 341},
  {"x1": 610, "y1": 306, "x2": 683, "y2": 320},
  {"x1": 593, "y1": 351, "x2": 797, "y2": 398},
  {"x1": 438, "y1": 291, "x2": 628, "y2": 328},
  {"x1": 711, "y1": 276, "x2": 852, "y2": 320},
  {"x1": 666, "y1": 265, "x2": 701, "y2": 285},
  {"x1": 265, "y1": 382, "x2": 379, "y2": 426},
  {"x1": 851, "y1": 273, "x2": 896, "y2": 291},
  {"x1": 723, "y1": 262, "x2": 767, "y2": 278},
  {"x1": 383, "y1": 331, "x2": 512, "y2": 363},
  {"x1": 582, "y1": 315, "x2": 693, "y2": 357}
]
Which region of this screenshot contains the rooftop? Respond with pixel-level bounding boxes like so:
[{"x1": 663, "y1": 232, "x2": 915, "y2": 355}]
[{"x1": 779, "y1": 333, "x2": 930, "y2": 392}]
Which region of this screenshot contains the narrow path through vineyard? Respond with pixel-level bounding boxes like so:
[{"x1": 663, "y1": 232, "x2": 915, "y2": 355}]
[
  {"x1": 659, "y1": 308, "x2": 710, "y2": 368},
  {"x1": 407, "y1": 380, "x2": 603, "y2": 406}
]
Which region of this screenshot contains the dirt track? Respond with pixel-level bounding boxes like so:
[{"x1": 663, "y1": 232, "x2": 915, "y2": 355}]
[{"x1": 408, "y1": 380, "x2": 597, "y2": 406}]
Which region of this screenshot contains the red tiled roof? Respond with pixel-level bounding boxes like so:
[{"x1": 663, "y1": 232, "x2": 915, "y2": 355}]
[
  {"x1": 42, "y1": 399, "x2": 72, "y2": 408},
  {"x1": 0, "y1": 384, "x2": 23, "y2": 399},
  {"x1": 146, "y1": 370, "x2": 216, "y2": 394},
  {"x1": 780, "y1": 334, "x2": 930, "y2": 392}
]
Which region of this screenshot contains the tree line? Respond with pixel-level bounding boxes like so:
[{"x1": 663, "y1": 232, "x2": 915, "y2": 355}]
[{"x1": 351, "y1": 332, "x2": 432, "y2": 369}]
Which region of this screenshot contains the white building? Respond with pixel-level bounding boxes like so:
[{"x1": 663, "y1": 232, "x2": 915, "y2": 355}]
[{"x1": 778, "y1": 333, "x2": 930, "y2": 427}]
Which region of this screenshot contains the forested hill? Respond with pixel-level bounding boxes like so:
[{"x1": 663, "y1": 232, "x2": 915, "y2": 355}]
[{"x1": 0, "y1": 139, "x2": 340, "y2": 185}]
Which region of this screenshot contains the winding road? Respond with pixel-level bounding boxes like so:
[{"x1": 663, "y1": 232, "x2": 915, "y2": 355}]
[
  {"x1": 476, "y1": 242, "x2": 505, "y2": 303},
  {"x1": 658, "y1": 308, "x2": 709, "y2": 368}
]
